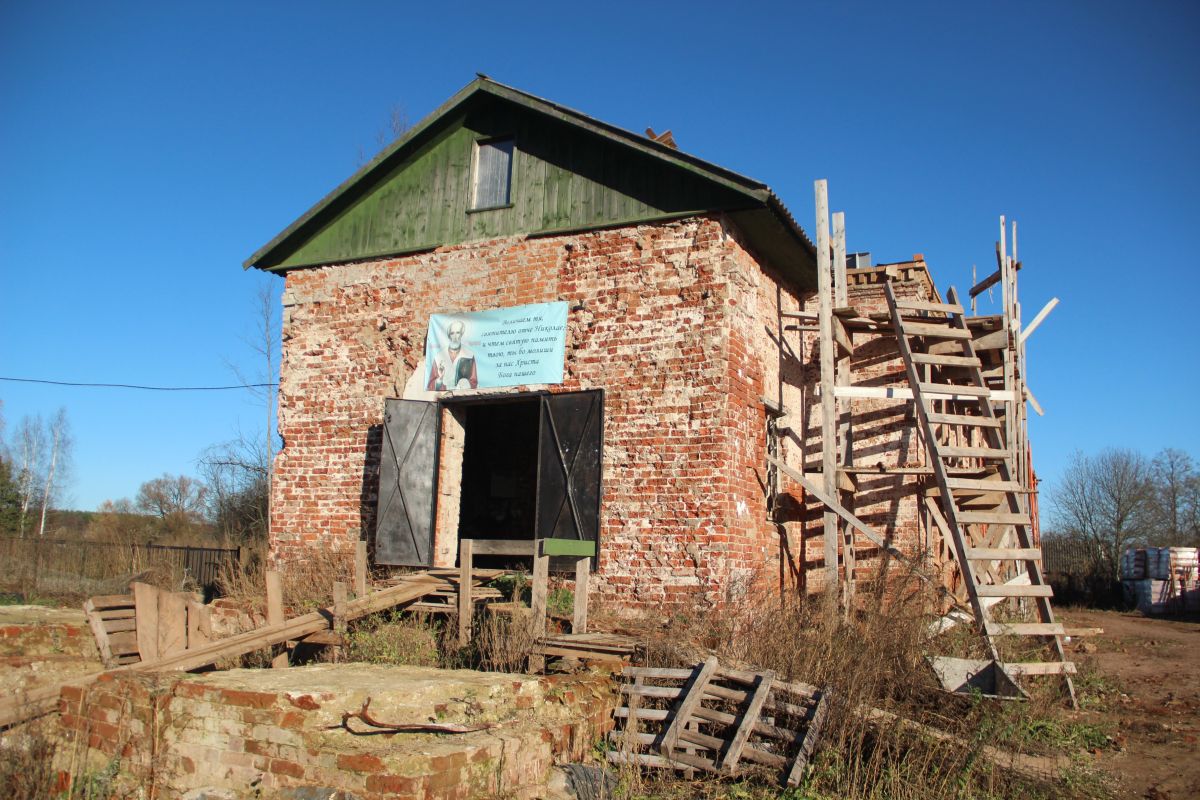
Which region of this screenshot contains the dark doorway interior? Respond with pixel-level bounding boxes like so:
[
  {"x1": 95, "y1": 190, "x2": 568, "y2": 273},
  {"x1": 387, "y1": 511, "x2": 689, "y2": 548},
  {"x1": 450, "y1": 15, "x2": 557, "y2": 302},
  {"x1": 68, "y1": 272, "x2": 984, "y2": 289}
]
[{"x1": 458, "y1": 398, "x2": 540, "y2": 541}]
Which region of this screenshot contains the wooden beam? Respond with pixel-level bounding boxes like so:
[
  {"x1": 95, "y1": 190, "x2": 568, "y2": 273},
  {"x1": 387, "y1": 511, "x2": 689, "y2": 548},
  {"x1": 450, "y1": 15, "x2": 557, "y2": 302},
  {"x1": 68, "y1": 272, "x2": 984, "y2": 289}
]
[
  {"x1": 827, "y1": 386, "x2": 1016, "y2": 402},
  {"x1": 354, "y1": 540, "x2": 368, "y2": 598},
  {"x1": 573, "y1": 556, "x2": 589, "y2": 634},
  {"x1": 132, "y1": 582, "x2": 160, "y2": 663},
  {"x1": 530, "y1": 543, "x2": 549, "y2": 638},
  {"x1": 832, "y1": 211, "x2": 847, "y2": 307},
  {"x1": 458, "y1": 539, "x2": 473, "y2": 647},
  {"x1": 815, "y1": 179, "x2": 838, "y2": 598},
  {"x1": 1019, "y1": 297, "x2": 1058, "y2": 345},
  {"x1": 266, "y1": 570, "x2": 287, "y2": 668}
]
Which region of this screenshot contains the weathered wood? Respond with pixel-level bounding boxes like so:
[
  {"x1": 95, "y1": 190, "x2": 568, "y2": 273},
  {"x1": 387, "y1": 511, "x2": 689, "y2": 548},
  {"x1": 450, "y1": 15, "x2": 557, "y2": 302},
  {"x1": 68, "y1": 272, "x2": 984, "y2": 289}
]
[
  {"x1": 158, "y1": 592, "x2": 189, "y2": 658},
  {"x1": 458, "y1": 539, "x2": 473, "y2": 647},
  {"x1": 966, "y1": 548, "x2": 1042, "y2": 561},
  {"x1": 131, "y1": 582, "x2": 160, "y2": 663},
  {"x1": 956, "y1": 511, "x2": 1031, "y2": 526},
  {"x1": 786, "y1": 690, "x2": 829, "y2": 787},
  {"x1": 829, "y1": 385, "x2": 1016, "y2": 402},
  {"x1": 187, "y1": 599, "x2": 211, "y2": 649},
  {"x1": 83, "y1": 598, "x2": 116, "y2": 668},
  {"x1": 895, "y1": 299, "x2": 964, "y2": 314},
  {"x1": 354, "y1": 540, "x2": 368, "y2": 598},
  {"x1": 986, "y1": 622, "x2": 1065, "y2": 636},
  {"x1": 333, "y1": 582, "x2": 348, "y2": 636},
  {"x1": 573, "y1": 556, "x2": 589, "y2": 633},
  {"x1": 719, "y1": 669, "x2": 775, "y2": 771},
  {"x1": 937, "y1": 445, "x2": 1011, "y2": 460},
  {"x1": 900, "y1": 321, "x2": 973, "y2": 339},
  {"x1": 1003, "y1": 661, "x2": 1077, "y2": 676},
  {"x1": 832, "y1": 211, "x2": 847, "y2": 307},
  {"x1": 661, "y1": 656, "x2": 721, "y2": 755},
  {"x1": 530, "y1": 544, "x2": 549, "y2": 639},
  {"x1": 975, "y1": 584, "x2": 1054, "y2": 598},
  {"x1": 815, "y1": 179, "x2": 838, "y2": 600},
  {"x1": 927, "y1": 412, "x2": 1002, "y2": 428},
  {"x1": 266, "y1": 570, "x2": 287, "y2": 669},
  {"x1": 470, "y1": 539, "x2": 536, "y2": 557}
]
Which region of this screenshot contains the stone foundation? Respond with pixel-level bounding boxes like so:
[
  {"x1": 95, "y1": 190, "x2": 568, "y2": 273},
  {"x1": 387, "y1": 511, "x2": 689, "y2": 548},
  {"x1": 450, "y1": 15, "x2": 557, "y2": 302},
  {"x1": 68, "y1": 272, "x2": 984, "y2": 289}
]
[{"x1": 56, "y1": 664, "x2": 617, "y2": 799}]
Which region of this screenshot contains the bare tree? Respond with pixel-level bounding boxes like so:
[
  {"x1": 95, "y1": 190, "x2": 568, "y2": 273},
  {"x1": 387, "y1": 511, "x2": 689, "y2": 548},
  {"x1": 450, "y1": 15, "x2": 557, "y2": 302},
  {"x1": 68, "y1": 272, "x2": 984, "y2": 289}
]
[
  {"x1": 36, "y1": 408, "x2": 71, "y2": 537},
  {"x1": 136, "y1": 474, "x2": 208, "y2": 531},
  {"x1": 198, "y1": 431, "x2": 270, "y2": 545},
  {"x1": 355, "y1": 103, "x2": 411, "y2": 167},
  {"x1": 1048, "y1": 448, "x2": 1155, "y2": 579},
  {"x1": 12, "y1": 415, "x2": 46, "y2": 538},
  {"x1": 1149, "y1": 448, "x2": 1197, "y2": 545}
]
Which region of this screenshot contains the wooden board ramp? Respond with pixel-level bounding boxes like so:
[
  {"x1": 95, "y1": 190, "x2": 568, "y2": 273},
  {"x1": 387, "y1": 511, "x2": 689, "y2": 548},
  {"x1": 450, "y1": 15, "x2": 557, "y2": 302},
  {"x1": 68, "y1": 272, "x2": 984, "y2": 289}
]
[
  {"x1": 884, "y1": 281, "x2": 1075, "y2": 707},
  {"x1": 0, "y1": 571, "x2": 452, "y2": 730},
  {"x1": 609, "y1": 657, "x2": 830, "y2": 787}
]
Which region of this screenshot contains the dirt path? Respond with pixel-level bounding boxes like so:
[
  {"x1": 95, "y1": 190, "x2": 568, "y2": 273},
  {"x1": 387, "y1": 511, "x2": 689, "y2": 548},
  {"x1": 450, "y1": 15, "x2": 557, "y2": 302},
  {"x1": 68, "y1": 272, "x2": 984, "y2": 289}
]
[{"x1": 1058, "y1": 608, "x2": 1200, "y2": 799}]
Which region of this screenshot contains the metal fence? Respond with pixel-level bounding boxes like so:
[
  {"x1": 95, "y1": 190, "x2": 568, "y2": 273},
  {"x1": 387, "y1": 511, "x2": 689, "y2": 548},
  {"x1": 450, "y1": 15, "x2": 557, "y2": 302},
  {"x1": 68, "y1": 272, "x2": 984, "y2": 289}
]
[
  {"x1": 0, "y1": 537, "x2": 240, "y2": 597},
  {"x1": 1040, "y1": 537, "x2": 1102, "y2": 575}
]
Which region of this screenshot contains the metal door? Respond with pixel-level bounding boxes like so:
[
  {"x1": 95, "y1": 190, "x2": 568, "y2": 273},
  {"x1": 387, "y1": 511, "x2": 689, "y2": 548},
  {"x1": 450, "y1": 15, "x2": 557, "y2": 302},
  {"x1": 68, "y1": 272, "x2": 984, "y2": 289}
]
[
  {"x1": 375, "y1": 399, "x2": 439, "y2": 566},
  {"x1": 535, "y1": 390, "x2": 603, "y2": 543}
]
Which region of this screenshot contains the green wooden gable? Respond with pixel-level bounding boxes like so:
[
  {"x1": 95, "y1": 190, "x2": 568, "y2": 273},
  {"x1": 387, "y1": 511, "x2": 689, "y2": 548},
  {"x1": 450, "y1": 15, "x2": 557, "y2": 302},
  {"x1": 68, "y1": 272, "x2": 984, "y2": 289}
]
[{"x1": 246, "y1": 77, "x2": 817, "y2": 290}]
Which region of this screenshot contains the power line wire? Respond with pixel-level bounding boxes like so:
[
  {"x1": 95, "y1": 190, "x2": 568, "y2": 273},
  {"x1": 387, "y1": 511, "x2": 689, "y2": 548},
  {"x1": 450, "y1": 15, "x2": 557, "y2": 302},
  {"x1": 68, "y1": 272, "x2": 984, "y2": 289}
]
[{"x1": 0, "y1": 376, "x2": 278, "y2": 391}]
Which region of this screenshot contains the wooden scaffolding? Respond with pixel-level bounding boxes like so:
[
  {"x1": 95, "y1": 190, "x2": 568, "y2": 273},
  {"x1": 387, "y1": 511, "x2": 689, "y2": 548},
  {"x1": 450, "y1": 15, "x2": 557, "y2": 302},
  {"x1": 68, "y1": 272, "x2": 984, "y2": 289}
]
[{"x1": 773, "y1": 180, "x2": 1072, "y2": 704}]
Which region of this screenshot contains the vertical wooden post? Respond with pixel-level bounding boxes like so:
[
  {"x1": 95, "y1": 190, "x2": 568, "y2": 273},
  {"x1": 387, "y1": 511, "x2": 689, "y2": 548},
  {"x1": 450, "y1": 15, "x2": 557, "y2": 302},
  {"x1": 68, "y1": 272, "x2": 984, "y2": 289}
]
[
  {"x1": 573, "y1": 556, "x2": 590, "y2": 634},
  {"x1": 187, "y1": 598, "x2": 211, "y2": 649},
  {"x1": 458, "y1": 539, "x2": 474, "y2": 647},
  {"x1": 815, "y1": 180, "x2": 839, "y2": 605},
  {"x1": 354, "y1": 540, "x2": 368, "y2": 599},
  {"x1": 832, "y1": 210, "x2": 853, "y2": 615},
  {"x1": 530, "y1": 540, "x2": 549, "y2": 637},
  {"x1": 158, "y1": 592, "x2": 189, "y2": 657},
  {"x1": 333, "y1": 581, "x2": 348, "y2": 663},
  {"x1": 266, "y1": 570, "x2": 287, "y2": 669},
  {"x1": 132, "y1": 582, "x2": 160, "y2": 663}
]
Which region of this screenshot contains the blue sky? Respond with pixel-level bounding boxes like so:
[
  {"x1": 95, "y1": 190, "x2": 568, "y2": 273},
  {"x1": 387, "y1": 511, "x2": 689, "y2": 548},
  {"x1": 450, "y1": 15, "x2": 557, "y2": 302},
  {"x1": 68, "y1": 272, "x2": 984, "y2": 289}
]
[{"x1": 1, "y1": 1, "x2": 1197, "y2": 510}]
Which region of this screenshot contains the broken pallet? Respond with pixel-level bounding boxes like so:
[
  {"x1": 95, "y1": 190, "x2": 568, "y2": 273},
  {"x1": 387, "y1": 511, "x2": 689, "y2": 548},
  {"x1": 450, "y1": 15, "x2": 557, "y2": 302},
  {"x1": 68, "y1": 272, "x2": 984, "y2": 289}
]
[{"x1": 609, "y1": 657, "x2": 829, "y2": 787}]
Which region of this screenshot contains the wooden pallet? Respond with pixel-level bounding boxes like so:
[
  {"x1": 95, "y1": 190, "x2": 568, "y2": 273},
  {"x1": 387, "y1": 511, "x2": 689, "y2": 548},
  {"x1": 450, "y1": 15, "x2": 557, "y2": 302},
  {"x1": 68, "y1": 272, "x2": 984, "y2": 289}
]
[
  {"x1": 534, "y1": 632, "x2": 640, "y2": 665},
  {"x1": 885, "y1": 283, "x2": 1075, "y2": 706},
  {"x1": 83, "y1": 594, "x2": 140, "y2": 668},
  {"x1": 609, "y1": 657, "x2": 829, "y2": 787}
]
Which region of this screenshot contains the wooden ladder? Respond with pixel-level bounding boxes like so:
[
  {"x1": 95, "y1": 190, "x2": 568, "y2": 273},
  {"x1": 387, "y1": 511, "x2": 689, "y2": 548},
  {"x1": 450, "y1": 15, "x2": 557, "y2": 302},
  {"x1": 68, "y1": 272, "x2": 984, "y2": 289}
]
[{"x1": 884, "y1": 282, "x2": 1076, "y2": 707}]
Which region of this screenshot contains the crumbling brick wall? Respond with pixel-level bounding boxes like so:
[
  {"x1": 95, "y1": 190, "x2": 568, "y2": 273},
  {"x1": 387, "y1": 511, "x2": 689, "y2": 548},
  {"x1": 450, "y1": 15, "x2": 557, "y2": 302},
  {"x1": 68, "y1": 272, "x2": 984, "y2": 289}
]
[{"x1": 271, "y1": 212, "x2": 940, "y2": 610}]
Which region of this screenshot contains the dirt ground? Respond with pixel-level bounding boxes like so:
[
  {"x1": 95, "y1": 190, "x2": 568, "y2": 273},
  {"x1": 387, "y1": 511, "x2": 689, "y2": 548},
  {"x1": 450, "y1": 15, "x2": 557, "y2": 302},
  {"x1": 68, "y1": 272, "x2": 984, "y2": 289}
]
[{"x1": 1058, "y1": 607, "x2": 1200, "y2": 799}]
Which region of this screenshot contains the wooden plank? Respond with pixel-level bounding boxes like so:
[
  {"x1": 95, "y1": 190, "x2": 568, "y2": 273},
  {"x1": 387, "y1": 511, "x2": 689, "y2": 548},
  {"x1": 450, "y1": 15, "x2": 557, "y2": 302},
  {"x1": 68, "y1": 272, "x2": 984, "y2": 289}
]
[
  {"x1": 986, "y1": 622, "x2": 1065, "y2": 636},
  {"x1": 938, "y1": 445, "x2": 1011, "y2": 460},
  {"x1": 972, "y1": 328, "x2": 1008, "y2": 350},
  {"x1": 975, "y1": 584, "x2": 1053, "y2": 598},
  {"x1": 458, "y1": 538, "x2": 473, "y2": 647},
  {"x1": 900, "y1": 321, "x2": 973, "y2": 339},
  {"x1": 1019, "y1": 297, "x2": 1058, "y2": 345},
  {"x1": 945, "y1": 477, "x2": 1027, "y2": 493},
  {"x1": 83, "y1": 598, "x2": 116, "y2": 668},
  {"x1": 718, "y1": 669, "x2": 775, "y2": 771},
  {"x1": 131, "y1": 582, "x2": 160, "y2": 663},
  {"x1": 970, "y1": 267, "x2": 1002, "y2": 298},
  {"x1": 829, "y1": 386, "x2": 1016, "y2": 402},
  {"x1": 815, "y1": 179, "x2": 838, "y2": 600},
  {"x1": 266, "y1": 570, "x2": 287, "y2": 669},
  {"x1": 786, "y1": 690, "x2": 829, "y2": 787},
  {"x1": 470, "y1": 539, "x2": 536, "y2": 557},
  {"x1": 661, "y1": 656, "x2": 721, "y2": 755},
  {"x1": 918, "y1": 382, "x2": 991, "y2": 398},
  {"x1": 926, "y1": 412, "x2": 1002, "y2": 428},
  {"x1": 530, "y1": 544, "x2": 549, "y2": 638},
  {"x1": 535, "y1": 645, "x2": 625, "y2": 664},
  {"x1": 895, "y1": 299, "x2": 964, "y2": 314},
  {"x1": 97, "y1": 607, "x2": 136, "y2": 621},
  {"x1": 573, "y1": 556, "x2": 589, "y2": 633},
  {"x1": 158, "y1": 592, "x2": 189, "y2": 658},
  {"x1": 107, "y1": 631, "x2": 139, "y2": 654},
  {"x1": 956, "y1": 511, "x2": 1031, "y2": 526},
  {"x1": 967, "y1": 548, "x2": 1042, "y2": 560},
  {"x1": 614, "y1": 705, "x2": 803, "y2": 745},
  {"x1": 910, "y1": 352, "x2": 980, "y2": 367},
  {"x1": 354, "y1": 540, "x2": 368, "y2": 598},
  {"x1": 1002, "y1": 661, "x2": 1077, "y2": 676},
  {"x1": 832, "y1": 211, "x2": 847, "y2": 306},
  {"x1": 88, "y1": 594, "x2": 135, "y2": 610},
  {"x1": 333, "y1": 582, "x2": 348, "y2": 635},
  {"x1": 104, "y1": 617, "x2": 136, "y2": 634},
  {"x1": 832, "y1": 317, "x2": 853, "y2": 359}
]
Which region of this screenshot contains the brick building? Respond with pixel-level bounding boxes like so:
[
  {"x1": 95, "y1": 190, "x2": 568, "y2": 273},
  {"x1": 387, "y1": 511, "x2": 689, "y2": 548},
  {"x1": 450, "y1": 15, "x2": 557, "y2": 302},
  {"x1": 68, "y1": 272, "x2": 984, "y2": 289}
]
[{"x1": 246, "y1": 77, "x2": 942, "y2": 611}]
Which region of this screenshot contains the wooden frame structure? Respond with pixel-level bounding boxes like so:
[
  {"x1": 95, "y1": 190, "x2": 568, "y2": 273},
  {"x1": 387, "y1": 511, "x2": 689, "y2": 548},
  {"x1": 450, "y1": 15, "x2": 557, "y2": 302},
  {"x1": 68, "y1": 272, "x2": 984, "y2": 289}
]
[{"x1": 779, "y1": 182, "x2": 1071, "y2": 703}]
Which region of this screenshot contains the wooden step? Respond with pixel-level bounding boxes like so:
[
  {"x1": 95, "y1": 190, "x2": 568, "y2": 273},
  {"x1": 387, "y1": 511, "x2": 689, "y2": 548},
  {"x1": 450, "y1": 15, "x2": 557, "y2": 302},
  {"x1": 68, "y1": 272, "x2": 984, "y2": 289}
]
[
  {"x1": 926, "y1": 412, "x2": 1002, "y2": 428},
  {"x1": 895, "y1": 299, "x2": 964, "y2": 315},
  {"x1": 1001, "y1": 661, "x2": 1077, "y2": 676},
  {"x1": 919, "y1": 383, "x2": 991, "y2": 397},
  {"x1": 985, "y1": 622, "x2": 1064, "y2": 637},
  {"x1": 945, "y1": 478, "x2": 1028, "y2": 493},
  {"x1": 901, "y1": 322, "x2": 973, "y2": 339},
  {"x1": 956, "y1": 511, "x2": 1032, "y2": 526},
  {"x1": 975, "y1": 584, "x2": 1054, "y2": 598},
  {"x1": 967, "y1": 548, "x2": 1042, "y2": 561},
  {"x1": 910, "y1": 353, "x2": 981, "y2": 368},
  {"x1": 938, "y1": 445, "x2": 1012, "y2": 460}
]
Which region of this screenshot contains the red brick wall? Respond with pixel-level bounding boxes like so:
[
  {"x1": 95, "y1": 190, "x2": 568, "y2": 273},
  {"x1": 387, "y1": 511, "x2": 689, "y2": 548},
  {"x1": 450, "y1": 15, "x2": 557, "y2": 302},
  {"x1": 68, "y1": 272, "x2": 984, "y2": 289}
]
[{"x1": 271, "y1": 214, "x2": 940, "y2": 610}]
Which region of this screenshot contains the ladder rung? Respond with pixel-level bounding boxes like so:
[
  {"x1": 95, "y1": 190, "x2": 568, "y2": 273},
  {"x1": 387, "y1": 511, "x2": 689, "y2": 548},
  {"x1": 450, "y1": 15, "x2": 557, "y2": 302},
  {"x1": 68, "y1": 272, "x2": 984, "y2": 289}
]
[
  {"x1": 986, "y1": 622, "x2": 1064, "y2": 637},
  {"x1": 926, "y1": 412, "x2": 1002, "y2": 428},
  {"x1": 919, "y1": 383, "x2": 991, "y2": 397},
  {"x1": 901, "y1": 322, "x2": 973, "y2": 339},
  {"x1": 975, "y1": 584, "x2": 1053, "y2": 598},
  {"x1": 939, "y1": 446, "x2": 1011, "y2": 460},
  {"x1": 957, "y1": 512, "x2": 1032, "y2": 526},
  {"x1": 945, "y1": 478, "x2": 1028, "y2": 493},
  {"x1": 1001, "y1": 661, "x2": 1077, "y2": 676},
  {"x1": 895, "y1": 299, "x2": 964, "y2": 315},
  {"x1": 967, "y1": 548, "x2": 1042, "y2": 560},
  {"x1": 910, "y1": 353, "x2": 981, "y2": 367}
]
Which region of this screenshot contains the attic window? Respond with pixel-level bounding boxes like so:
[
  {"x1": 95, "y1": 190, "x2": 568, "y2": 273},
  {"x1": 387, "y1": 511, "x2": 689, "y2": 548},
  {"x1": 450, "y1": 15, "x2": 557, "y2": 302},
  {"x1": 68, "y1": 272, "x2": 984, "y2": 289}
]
[{"x1": 471, "y1": 138, "x2": 514, "y2": 210}]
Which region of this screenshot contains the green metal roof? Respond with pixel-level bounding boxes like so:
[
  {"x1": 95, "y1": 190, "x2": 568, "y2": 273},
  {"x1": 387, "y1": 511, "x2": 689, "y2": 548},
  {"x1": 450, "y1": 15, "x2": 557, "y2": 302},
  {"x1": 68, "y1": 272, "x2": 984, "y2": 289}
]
[{"x1": 245, "y1": 76, "x2": 816, "y2": 289}]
